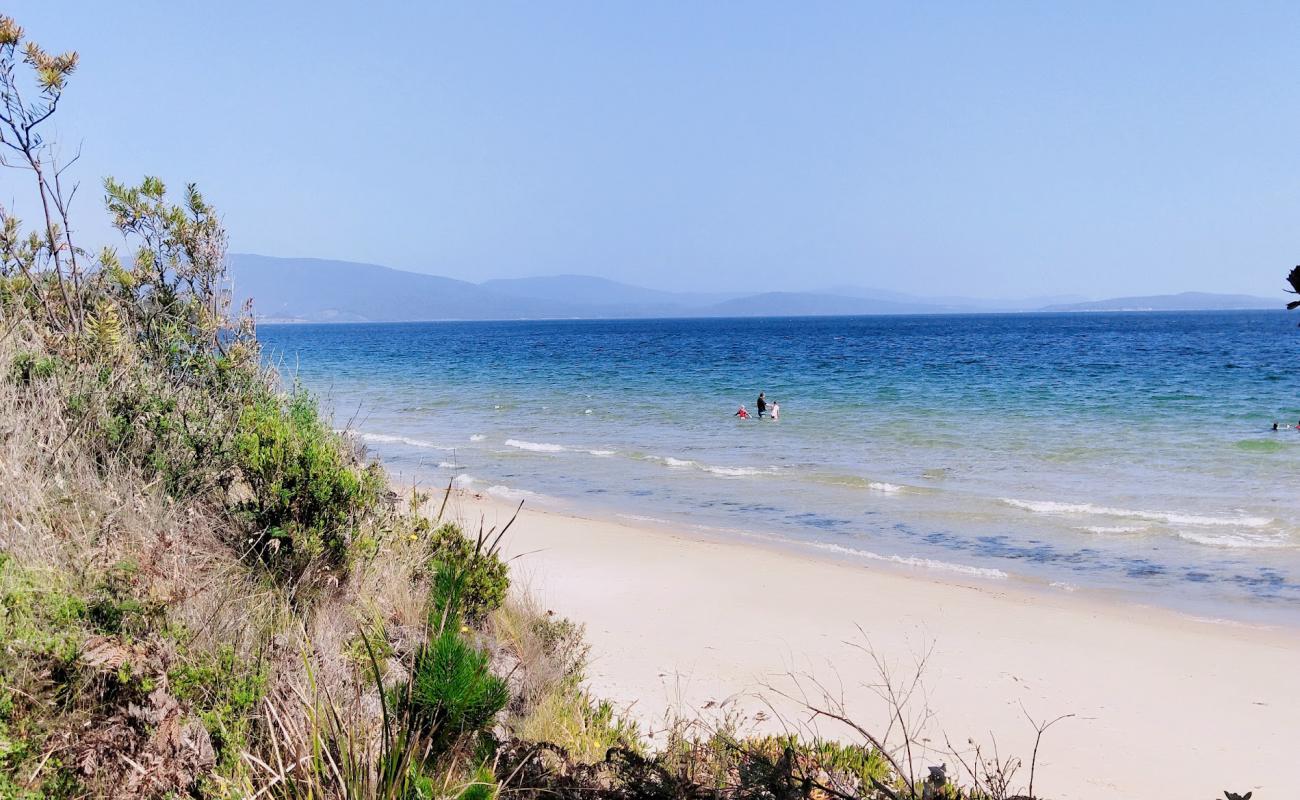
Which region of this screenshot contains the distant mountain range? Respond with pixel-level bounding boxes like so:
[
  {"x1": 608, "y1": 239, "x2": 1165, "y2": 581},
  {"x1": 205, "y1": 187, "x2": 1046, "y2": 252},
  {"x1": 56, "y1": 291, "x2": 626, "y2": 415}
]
[
  {"x1": 1039, "y1": 292, "x2": 1277, "y2": 312},
  {"x1": 227, "y1": 254, "x2": 1278, "y2": 323}
]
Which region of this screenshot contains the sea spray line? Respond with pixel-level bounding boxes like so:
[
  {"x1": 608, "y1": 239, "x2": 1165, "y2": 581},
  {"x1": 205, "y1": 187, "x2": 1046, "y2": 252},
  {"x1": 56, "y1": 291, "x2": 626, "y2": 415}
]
[
  {"x1": 485, "y1": 484, "x2": 550, "y2": 502},
  {"x1": 808, "y1": 473, "x2": 917, "y2": 493},
  {"x1": 504, "y1": 438, "x2": 617, "y2": 456},
  {"x1": 1174, "y1": 530, "x2": 1294, "y2": 549},
  {"x1": 505, "y1": 438, "x2": 566, "y2": 453},
  {"x1": 1000, "y1": 498, "x2": 1273, "y2": 528},
  {"x1": 352, "y1": 431, "x2": 452, "y2": 450},
  {"x1": 646, "y1": 455, "x2": 779, "y2": 477},
  {"x1": 685, "y1": 521, "x2": 1009, "y2": 580},
  {"x1": 1079, "y1": 525, "x2": 1149, "y2": 535},
  {"x1": 867, "y1": 481, "x2": 905, "y2": 494},
  {"x1": 616, "y1": 513, "x2": 674, "y2": 525},
  {"x1": 795, "y1": 539, "x2": 1009, "y2": 579}
]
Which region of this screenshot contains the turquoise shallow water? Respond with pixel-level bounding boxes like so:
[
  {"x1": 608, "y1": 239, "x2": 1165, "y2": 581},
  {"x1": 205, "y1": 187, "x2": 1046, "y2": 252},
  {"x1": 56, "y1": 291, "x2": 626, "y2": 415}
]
[{"x1": 260, "y1": 311, "x2": 1300, "y2": 624}]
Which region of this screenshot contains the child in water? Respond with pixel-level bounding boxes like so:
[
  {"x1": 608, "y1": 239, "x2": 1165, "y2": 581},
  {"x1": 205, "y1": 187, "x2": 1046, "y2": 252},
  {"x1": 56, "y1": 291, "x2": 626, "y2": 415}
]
[
  {"x1": 734, "y1": 405, "x2": 751, "y2": 419},
  {"x1": 770, "y1": 401, "x2": 780, "y2": 421}
]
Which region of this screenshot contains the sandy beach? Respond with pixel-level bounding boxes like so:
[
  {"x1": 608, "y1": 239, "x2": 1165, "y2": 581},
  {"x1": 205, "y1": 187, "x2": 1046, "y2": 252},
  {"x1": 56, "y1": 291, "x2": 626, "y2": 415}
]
[{"x1": 446, "y1": 490, "x2": 1300, "y2": 800}]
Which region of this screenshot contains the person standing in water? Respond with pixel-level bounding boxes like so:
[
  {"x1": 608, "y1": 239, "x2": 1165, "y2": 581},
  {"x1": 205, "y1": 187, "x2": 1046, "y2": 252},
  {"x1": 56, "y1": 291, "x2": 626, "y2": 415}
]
[
  {"x1": 734, "y1": 404, "x2": 751, "y2": 419},
  {"x1": 756, "y1": 392, "x2": 767, "y2": 419},
  {"x1": 770, "y1": 401, "x2": 779, "y2": 421}
]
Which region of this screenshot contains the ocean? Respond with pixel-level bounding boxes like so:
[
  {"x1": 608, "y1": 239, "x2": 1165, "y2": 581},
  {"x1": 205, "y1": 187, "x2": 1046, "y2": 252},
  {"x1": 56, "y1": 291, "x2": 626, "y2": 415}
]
[{"x1": 259, "y1": 311, "x2": 1300, "y2": 624}]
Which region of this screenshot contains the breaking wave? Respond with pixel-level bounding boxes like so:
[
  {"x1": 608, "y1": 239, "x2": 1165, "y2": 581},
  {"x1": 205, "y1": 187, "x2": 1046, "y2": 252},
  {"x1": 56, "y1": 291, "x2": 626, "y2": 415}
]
[
  {"x1": 1175, "y1": 531, "x2": 1293, "y2": 549},
  {"x1": 504, "y1": 439, "x2": 615, "y2": 456},
  {"x1": 505, "y1": 439, "x2": 567, "y2": 453},
  {"x1": 801, "y1": 540, "x2": 1008, "y2": 579},
  {"x1": 648, "y1": 456, "x2": 778, "y2": 477},
  {"x1": 1000, "y1": 498, "x2": 1272, "y2": 529},
  {"x1": 353, "y1": 432, "x2": 450, "y2": 450}
]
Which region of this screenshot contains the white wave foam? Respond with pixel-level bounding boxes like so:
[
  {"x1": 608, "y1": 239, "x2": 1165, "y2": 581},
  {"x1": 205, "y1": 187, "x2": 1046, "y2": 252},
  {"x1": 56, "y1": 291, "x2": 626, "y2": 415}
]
[
  {"x1": 649, "y1": 455, "x2": 776, "y2": 477},
  {"x1": 1080, "y1": 525, "x2": 1147, "y2": 534},
  {"x1": 802, "y1": 540, "x2": 1007, "y2": 579},
  {"x1": 1050, "y1": 581, "x2": 1078, "y2": 592},
  {"x1": 505, "y1": 439, "x2": 566, "y2": 453},
  {"x1": 1182, "y1": 615, "x2": 1273, "y2": 630},
  {"x1": 355, "y1": 432, "x2": 450, "y2": 450},
  {"x1": 469, "y1": 434, "x2": 486, "y2": 442},
  {"x1": 1000, "y1": 498, "x2": 1272, "y2": 528},
  {"x1": 437, "y1": 462, "x2": 466, "y2": 470},
  {"x1": 485, "y1": 484, "x2": 546, "y2": 502},
  {"x1": 452, "y1": 474, "x2": 476, "y2": 487},
  {"x1": 1175, "y1": 531, "x2": 1293, "y2": 549},
  {"x1": 702, "y1": 465, "x2": 776, "y2": 477},
  {"x1": 867, "y1": 482, "x2": 904, "y2": 494},
  {"x1": 617, "y1": 513, "x2": 672, "y2": 525},
  {"x1": 502, "y1": 439, "x2": 615, "y2": 457}
]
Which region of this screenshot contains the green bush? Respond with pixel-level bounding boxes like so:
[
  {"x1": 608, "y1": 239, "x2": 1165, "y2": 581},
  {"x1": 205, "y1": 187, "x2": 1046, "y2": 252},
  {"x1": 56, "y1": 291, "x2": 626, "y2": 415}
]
[
  {"x1": 0, "y1": 558, "x2": 89, "y2": 798},
  {"x1": 9, "y1": 352, "x2": 58, "y2": 385},
  {"x1": 85, "y1": 561, "x2": 159, "y2": 637},
  {"x1": 234, "y1": 390, "x2": 382, "y2": 582},
  {"x1": 0, "y1": 556, "x2": 87, "y2": 668},
  {"x1": 421, "y1": 520, "x2": 509, "y2": 624},
  {"x1": 169, "y1": 642, "x2": 268, "y2": 776},
  {"x1": 458, "y1": 764, "x2": 500, "y2": 800},
  {"x1": 408, "y1": 628, "x2": 509, "y2": 757},
  {"x1": 91, "y1": 368, "x2": 247, "y2": 497}
]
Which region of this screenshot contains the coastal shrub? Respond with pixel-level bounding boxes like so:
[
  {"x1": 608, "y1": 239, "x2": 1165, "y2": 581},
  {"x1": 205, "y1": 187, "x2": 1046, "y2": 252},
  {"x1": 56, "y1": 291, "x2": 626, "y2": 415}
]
[
  {"x1": 409, "y1": 560, "x2": 510, "y2": 758},
  {"x1": 233, "y1": 390, "x2": 383, "y2": 583},
  {"x1": 169, "y1": 643, "x2": 269, "y2": 777},
  {"x1": 422, "y1": 519, "x2": 509, "y2": 624},
  {"x1": 9, "y1": 352, "x2": 59, "y2": 385},
  {"x1": 458, "y1": 763, "x2": 500, "y2": 800},
  {"x1": 89, "y1": 358, "x2": 253, "y2": 497},
  {"x1": 408, "y1": 627, "x2": 509, "y2": 757},
  {"x1": 528, "y1": 613, "x2": 589, "y2": 686},
  {"x1": 85, "y1": 561, "x2": 161, "y2": 638},
  {"x1": 516, "y1": 689, "x2": 642, "y2": 763}
]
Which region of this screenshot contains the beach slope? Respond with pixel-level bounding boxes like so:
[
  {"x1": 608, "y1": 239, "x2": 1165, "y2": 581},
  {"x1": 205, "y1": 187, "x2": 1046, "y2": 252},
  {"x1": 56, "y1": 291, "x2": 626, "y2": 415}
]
[{"x1": 454, "y1": 492, "x2": 1300, "y2": 800}]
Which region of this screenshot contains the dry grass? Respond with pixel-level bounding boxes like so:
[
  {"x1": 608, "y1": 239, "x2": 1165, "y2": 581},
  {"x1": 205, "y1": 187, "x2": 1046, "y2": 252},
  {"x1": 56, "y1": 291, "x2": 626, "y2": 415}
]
[
  {"x1": 0, "y1": 320, "x2": 450, "y2": 796},
  {"x1": 487, "y1": 592, "x2": 641, "y2": 764}
]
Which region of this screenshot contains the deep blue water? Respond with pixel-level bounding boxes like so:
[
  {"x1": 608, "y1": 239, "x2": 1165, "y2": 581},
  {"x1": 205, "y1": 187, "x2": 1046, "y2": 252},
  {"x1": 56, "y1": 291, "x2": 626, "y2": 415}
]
[{"x1": 259, "y1": 311, "x2": 1300, "y2": 624}]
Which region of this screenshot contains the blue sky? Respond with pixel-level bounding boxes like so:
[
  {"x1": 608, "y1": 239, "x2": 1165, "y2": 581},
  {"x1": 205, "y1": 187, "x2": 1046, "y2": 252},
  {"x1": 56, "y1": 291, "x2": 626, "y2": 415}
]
[{"x1": 7, "y1": 1, "x2": 1300, "y2": 298}]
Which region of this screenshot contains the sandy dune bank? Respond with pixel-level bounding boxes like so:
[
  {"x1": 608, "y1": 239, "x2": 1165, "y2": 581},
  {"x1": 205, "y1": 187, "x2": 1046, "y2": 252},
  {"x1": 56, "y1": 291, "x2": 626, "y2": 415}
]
[{"x1": 448, "y1": 491, "x2": 1299, "y2": 800}]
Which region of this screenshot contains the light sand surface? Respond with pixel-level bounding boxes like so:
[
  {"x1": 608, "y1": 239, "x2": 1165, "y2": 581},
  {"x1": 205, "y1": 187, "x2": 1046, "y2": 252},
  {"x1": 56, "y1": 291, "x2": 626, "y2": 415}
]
[{"x1": 449, "y1": 491, "x2": 1299, "y2": 800}]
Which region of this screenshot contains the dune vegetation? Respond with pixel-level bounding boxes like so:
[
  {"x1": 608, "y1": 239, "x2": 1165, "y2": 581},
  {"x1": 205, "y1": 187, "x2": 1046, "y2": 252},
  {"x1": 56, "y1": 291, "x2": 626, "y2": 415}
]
[{"x1": 0, "y1": 16, "x2": 1102, "y2": 800}]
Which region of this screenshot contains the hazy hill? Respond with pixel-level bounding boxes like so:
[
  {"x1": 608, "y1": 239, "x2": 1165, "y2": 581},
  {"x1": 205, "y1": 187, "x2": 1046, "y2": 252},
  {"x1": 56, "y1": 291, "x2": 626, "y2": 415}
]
[
  {"x1": 228, "y1": 254, "x2": 585, "y2": 322},
  {"x1": 481, "y1": 275, "x2": 735, "y2": 311},
  {"x1": 1041, "y1": 291, "x2": 1275, "y2": 312},
  {"x1": 229, "y1": 254, "x2": 1278, "y2": 322},
  {"x1": 824, "y1": 285, "x2": 1090, "y2": 312},
  {"x1": 707, "y1": 291, "x2": 953, "y2": 317}
]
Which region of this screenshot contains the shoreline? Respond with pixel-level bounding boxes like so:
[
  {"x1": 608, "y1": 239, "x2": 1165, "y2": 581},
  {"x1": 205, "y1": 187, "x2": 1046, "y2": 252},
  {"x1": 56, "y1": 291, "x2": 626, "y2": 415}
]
[
  {"x1": 443, "y1": 487, "x2": 1300, "y2": 800},
  {"x1": 445, "y1": 479, "x2": 1296, "y2": 630}
]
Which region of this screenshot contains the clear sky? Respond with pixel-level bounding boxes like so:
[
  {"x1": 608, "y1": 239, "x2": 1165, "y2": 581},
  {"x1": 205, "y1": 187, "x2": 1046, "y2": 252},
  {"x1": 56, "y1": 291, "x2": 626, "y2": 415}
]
[{"x1": 7, "y1": 1, "x2": 1300, "y2": 298}]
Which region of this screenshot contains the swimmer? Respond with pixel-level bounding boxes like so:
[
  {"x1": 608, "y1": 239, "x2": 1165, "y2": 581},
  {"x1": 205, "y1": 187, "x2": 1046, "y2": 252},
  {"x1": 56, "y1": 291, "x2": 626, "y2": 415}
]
[
  {"x1": 770, "y1": 401, "x2": 780, "y2": 421},
  {"x1": 734, "y1": 404, "x2": 751, "y2": 419}
]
